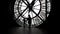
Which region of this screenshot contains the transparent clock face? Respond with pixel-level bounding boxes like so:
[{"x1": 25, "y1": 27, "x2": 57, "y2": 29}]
[{"x1": 14, "y1": 0, "x2": 51, "y2": 27}]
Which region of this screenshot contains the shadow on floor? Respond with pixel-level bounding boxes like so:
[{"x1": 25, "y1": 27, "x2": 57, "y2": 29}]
[{"x1": 8, "y1": 27, "x2": 48, "y2": 34}]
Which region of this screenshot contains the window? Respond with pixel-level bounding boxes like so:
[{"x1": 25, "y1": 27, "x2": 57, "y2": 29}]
[{"x1": 14, "y1": 0, "x2": 51, "y2": 27}]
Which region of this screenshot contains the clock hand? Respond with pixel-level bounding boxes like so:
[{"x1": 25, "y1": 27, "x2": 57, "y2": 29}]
[{"x1": 31, "y1": 0, "x2": 36, "y2": 7}]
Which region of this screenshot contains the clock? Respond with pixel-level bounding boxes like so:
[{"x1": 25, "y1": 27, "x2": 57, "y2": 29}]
[{"x1": 14, "y1": 0, "x2": 51, "y2": 27}]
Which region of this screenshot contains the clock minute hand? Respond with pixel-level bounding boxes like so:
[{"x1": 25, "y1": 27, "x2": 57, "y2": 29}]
[
  {"x1": 31, "y1": 0, "x2": 35, "y2": 6},
  {"x1": 25, "y1": 0, "x2": 29, "y2": 5}
]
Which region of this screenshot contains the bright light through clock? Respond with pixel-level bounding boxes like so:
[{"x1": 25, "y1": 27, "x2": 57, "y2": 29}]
[{"x1": 14, "y1": 0, "x2": 51, "y2": 27}]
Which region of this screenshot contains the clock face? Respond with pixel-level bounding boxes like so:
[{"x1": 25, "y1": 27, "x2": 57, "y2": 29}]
[{"x1": 14, "y1": 0, "x2": 51, "y2": 27}]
